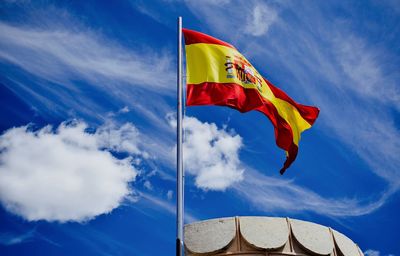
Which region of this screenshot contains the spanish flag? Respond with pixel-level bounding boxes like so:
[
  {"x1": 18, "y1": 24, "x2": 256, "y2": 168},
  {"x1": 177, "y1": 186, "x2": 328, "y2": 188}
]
[{"x1": 183, "y1": 29, "x2": 319, "y2": 175}]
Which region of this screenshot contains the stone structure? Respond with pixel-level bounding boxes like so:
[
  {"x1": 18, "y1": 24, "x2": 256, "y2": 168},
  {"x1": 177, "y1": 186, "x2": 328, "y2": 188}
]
[{"x1": 184, "y1": 216, "x2": 364, "y2": 256}]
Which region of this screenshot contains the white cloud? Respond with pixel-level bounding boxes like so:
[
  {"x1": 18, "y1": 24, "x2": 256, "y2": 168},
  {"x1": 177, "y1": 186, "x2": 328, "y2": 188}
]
[
  {"x1": 96, "y1": 121, "x2": 149, "y2": 158},
  {"x1": 182, "y1": 117, "x2": 244, "y2": 190},
  {"x1": 365, "y1": 250, "x2": 381, "y2": 256},
  {"x1": 244, "y1": 2, "x2": 278, "y2": 36},
  {"x1": 0, "y1": 121, "x2": 140, "y2": 222},
  {"x1": 143, "y1": 180, "x2": 153, "y2": 190},
  {"x1": 119, "y1": 106, "x2": 130, "y2": 113},
  {"x1": 364, "y1": 249, "x2": 395, "y2": 256},
  {"x1": 166, "y1": 190, "x2": 173, "y2": 200}
]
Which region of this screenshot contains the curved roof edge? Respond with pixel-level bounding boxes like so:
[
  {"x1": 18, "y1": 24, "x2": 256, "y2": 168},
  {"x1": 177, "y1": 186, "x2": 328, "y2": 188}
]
[{"x1": 184, "y1": 216, "x2": 364, "y2": 256}]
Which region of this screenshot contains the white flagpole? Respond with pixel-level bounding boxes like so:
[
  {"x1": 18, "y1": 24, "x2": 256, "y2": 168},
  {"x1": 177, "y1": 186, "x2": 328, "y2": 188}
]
[{"x1": 176, "y1": 16, "x2": 184, "y2": 256}]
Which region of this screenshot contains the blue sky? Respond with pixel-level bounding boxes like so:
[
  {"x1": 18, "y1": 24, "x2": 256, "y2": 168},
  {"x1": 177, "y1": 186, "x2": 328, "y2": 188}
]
[{"x1": 0, "y1": 0, "x2": 399, "y2": 255}]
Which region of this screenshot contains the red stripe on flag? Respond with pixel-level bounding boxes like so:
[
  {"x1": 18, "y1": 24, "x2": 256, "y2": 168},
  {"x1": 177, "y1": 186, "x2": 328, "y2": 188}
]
[
  {"x1": 183, "y1": 28, "x2": 235, "y2": 49},
  {"x1": 280, "y1": 143, "x2": 298, "y2": 175},
  {"x1": 187, "y1": 82, "x2": 298, "y2": 173}
]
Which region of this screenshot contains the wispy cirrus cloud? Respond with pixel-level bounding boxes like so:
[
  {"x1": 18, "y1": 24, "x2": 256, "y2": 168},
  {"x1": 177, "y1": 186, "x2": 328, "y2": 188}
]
[
  {"x1": 268, "y1": 6, "x2": 400, "y2": 186},
  {"x1": 334, "y1": 35, "x2": 400, "y2": 108},
  {"x1": 234, "y1": 168, "x2": 396, "y2": 217},
  {"x1": 0, "y1": 8, "x2": 175, "y2": 126},
  {"x1": 244, "y1": 2, "x2": 278, "y2": 37},
  {"x1": 0, "y1": 228, "x2": 60, "y2": 247},
  {"x1": 0, "y1": 22, "x2": 174, "y2": 93},
  {"x1": 139, "y1": 192, "x2": 198, "y2": 223},
  {"x1": 364, "y1": 249, "x2": 395, "y2": 256},
  {"x1": 184, "y1": 0, "x2": 278, "y2": 40},
  {"x1": 0, "y1": 229, "x2": 35, "y2": 246}
]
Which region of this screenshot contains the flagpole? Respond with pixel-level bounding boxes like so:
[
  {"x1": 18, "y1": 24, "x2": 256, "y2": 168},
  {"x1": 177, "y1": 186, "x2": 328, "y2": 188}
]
[{"x1": 176, "y1": 16, "x2": 184, "y2": 256}]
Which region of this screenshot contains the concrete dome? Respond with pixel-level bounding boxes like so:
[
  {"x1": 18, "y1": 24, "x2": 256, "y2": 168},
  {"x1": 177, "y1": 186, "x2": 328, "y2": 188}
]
[{"x1": 184, "y1": 216, "x2": 364, "y2": 256}]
